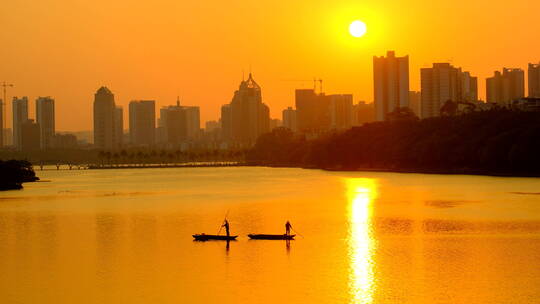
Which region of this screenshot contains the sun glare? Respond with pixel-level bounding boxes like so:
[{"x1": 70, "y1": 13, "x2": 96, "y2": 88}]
[{"x1": 349, "y1": 20, "x2": 367, "y2": 38}]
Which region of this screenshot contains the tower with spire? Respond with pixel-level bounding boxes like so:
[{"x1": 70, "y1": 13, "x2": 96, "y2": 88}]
[{"x1": 221, "y1": 73, "x2": 270, "y2": 145}]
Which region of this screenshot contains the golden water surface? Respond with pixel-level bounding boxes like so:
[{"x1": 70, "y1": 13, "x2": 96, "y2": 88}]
[{"x1": 1, "y1": 167, "x2": 539, "y2": 303}]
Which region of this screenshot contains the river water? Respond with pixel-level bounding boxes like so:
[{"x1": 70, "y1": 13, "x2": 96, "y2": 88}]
[{"x1": 0, "y1": 167, "x2": 539, "y2": 303}]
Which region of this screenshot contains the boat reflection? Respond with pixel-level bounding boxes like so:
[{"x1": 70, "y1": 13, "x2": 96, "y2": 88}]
[{"x1": 346, "y1": 178, "x2": 378, "y2": 304}]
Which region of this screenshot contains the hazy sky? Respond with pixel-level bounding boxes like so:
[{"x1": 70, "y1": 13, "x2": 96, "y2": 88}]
[{"x1": 1, "y1": 0, "x2": 539, "y2": 131}]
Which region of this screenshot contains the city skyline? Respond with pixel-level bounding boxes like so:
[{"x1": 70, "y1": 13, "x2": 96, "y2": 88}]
[{"x1": 1, "y1": 0, "x2": 540, "y2": 131}]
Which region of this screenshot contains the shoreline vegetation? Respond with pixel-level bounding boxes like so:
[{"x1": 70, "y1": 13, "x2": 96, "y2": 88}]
[
  {"x1": 247, "y1": 109, "x2": 540, "y2": 178},
  {"x1": 0, "y1": 160, "x2": 39, "y2": 190}
]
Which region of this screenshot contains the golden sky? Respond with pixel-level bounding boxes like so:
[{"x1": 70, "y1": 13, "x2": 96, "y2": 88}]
[{"x1": 1, "y1": 0, "x2": 539, "y2": 131}]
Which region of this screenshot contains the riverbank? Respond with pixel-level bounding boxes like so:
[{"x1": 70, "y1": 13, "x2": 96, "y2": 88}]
[
  {"x1": 246, "y1": 162, "x2": 540, "y2": 178},
  {"x1": 0, "y1": 160, "x2": 39, "y2": 190},
  {"x1": 247, "y1": 110, "x2": 540, "y2": 178},
  {"x1": 87, "y1": 161, "x2": 243, "y2": 169}
]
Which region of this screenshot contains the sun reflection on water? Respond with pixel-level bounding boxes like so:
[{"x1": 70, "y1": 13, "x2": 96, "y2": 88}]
[{"x1": 346, "y1": 178, "x2": 378, "y2": 304}]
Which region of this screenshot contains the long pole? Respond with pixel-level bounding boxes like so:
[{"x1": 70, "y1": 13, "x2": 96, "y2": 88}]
[{"x1": 216, "y1": 210, "x2": 230, "y2": 235}]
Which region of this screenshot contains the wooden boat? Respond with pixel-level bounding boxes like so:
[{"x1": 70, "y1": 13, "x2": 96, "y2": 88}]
[
  {"x1": 248, "y1": 234, "x2": 295, "y2": 240},
  {"x1": 193, "y1": 234, "x2": 238, "y2": 241}
]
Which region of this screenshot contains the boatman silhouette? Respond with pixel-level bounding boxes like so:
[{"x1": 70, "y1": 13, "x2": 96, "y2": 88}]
[
  {"x1": 222, "y1": 220, "x2": 230, "y2": 237},
  {"x1": 285, "y1": 221, "x2": 292, "y2": 236}
]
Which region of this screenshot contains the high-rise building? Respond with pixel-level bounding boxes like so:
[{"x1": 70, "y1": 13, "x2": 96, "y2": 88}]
[
  {"x1": 295, "y1": 89, "x2": 330, "y2": 132},
  {"x1": 159, "y1": 99, "x2": 201, "y2": 145},
  {"x1": 421, "y1": 63, "x2": 461, "y2": 118},
  {"x1": 36, "y1": 96, "x2": 55, "y2": 150},
  {"x1": 20, "y1": 119, "x2": 41, "y2": 152},
  {"x1": 282, "y1": 107, "x2": 297, "y2": 132},
  {"x1": 408, "y1": 91, "x2": 421, "y2": 117},
  {"x1": 12, "y1": 97, "x2": 29, "y2": 150},
  {"x1": 528, "y1": 63, "x2": 540, "y2": 98},
  {"x1": 373, "y1": 51, "x2": 410, "y2": 121},
  {"x1": 129, "y1": 100, "x2": 155, "y2": 146},
  {"x1": 221, "y1": 73, "x2": 270, "y2": 144},
  {"x1": 184, "y1": 106, "x2": 201, "y2": 140},
  {"x1": 329, "y1": 94, "x2": 354, "y2": 130},
  {"x1": 93, "y1": 87, "x2": 117, "y2": 150},
  {"x1": 220, "y1": 104, "x2": 232, "y2": 141},
  {"x1": 486, "y1": 68, "x2": 525, "y2": 105},
  {"x1": 460, "y1": 72, "x2": 478, "y2": 102},
  {"x1": 2, "y1": 128, "x2": 12, "y2": 146},
  {"x1": 115, "y1": 106, "x2": 123, "y2": 148}
]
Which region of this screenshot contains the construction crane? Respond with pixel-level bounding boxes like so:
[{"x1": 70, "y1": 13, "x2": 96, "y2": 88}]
[{"x1": 0, "y1": 82, "x2": 14, "y2": 146}]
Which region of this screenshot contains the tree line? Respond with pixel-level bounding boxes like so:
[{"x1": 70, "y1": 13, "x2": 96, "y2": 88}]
[
  {"x1": 0, "y1": 160, "x2": 39, "y2": 190},
  {"x1": 247, "y1": 109, "x2": 540, "y2": 176}
]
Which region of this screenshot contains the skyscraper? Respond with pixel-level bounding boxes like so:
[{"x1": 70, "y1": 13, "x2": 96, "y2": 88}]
[
  {"x1": 282, "y1": 107, "x2": 297, "y2": 132},
  {"x1": 220, "y1": 104, "x2": 232, "y2": 141},
  {"x1": 221, "y1": 73, "x2": 270, "y2": 144},
  {"x1": 36, "y1": 96, "x2": 55, "y2": 150},
  {"x1": 328, "y1": 94, "x2": 354, "y2": 130},
  {"x1": 459, "y1": 72, "x2": 478, "y2": 102},
  {"x1": 115, "y1": 106, "x2": 123, "y2": 148},
  {"x1": 12, "y1": 97, "x2": 29, "y2": 150},
  {"x1": 408, "y1": 91, "x2": 421, "y2": 117},
  {"x1": 295, "y1": 89, "x2": 330, "y2": 132},
  {"x1": 93, "y1": 86, "x2": 117, "y2": 150},
  {"x1": 159, "y1": 99, "x2": 201, "y2": 146},
  {"x1": 528, "y1": 63, "x2": 540, "y2": 98},
  {"x1": 129, "y1": 100, "x2": 155, "y2": 146},
  {"x1": 486, "y1": 68, "x2": 525, "y2": 105},
  {"x1": 421, "y1": 63, "x2": 462, "y2": 118},
  {"x1": 373, "y1": 51, "x2": 410, "y2": 121}
]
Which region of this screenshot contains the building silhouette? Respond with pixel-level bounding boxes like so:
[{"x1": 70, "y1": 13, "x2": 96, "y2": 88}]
[
  {"x1": 295, "y1": 89, "x2": 330, "y2": 132},
  {"x1": 220, "y1": 104, "x2": 232, "y2": 141},
  {"x1": 528, "y1": 63, "x2": 540, "y2": 98},
  {"x1": 12, "y1": 97, "x2": 29, "y2": 150},
  {"x1": 115, "y1": 106, "x2": 123, "y2": 147},
  {"x1": 159, "y1": 98, "x2": 200, "y2": 146},
  {"x1": 20, "y1": 119, "x2": 40, "y2": 152},
  {"x1": 282, "y1": 107, "x2": 297, "y2": 132},
  {"x1": 329, "y1": 94, "x2": 354, "y2": 130},
  {"x1": 93, "y1": 86, "x2": 119, "y2": 150},
  {"x1": 408, "y1": 91, "x2": 421, "y2": 117},
  {"x1": 373, "y1": 51, "x2": 409, "y2": 121},
  {"x1": 486, "y1": 68, "x2": 525, "y2": 105},
  {"x1": 421, "y1": 63, "x2": 478, "y2": 118},
  {"x1": 221, "y1": 73, "x2": 270, "y2": 144},
  {"x1": 36, "y1": 96, "x2": 55, "y2": 150},
  {"x1": 129, "y1": 100, "x2": 155, "y2": 146}
]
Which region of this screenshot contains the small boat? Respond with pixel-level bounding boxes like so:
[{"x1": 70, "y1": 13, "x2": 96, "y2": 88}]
[
  {"x1": 248, "y1": 234, "x2": 295, "y2": 240},
  {"x1": 193, "y1": 234, "x2": 238, "y2": 241}
]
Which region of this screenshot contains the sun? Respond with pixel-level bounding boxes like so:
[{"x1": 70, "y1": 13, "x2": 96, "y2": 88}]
[{"x1": 349, "y1": 20, "x2": 367, "y2": 38}]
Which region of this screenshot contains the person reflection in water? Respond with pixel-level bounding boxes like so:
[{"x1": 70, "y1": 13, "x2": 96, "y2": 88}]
[
  {"x1": 285, "y1": 221, "x2": 292, "y2": 236},
  {"x1": 222, "y1": 220, "x2": 230, "y2": 237}
]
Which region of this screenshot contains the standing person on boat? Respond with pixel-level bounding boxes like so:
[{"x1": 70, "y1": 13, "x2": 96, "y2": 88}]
[
  {"x1": 285, "y1": 221, "x2": 292, "y2": 236},
  {"x1": 222, "y1": 219, "x2": 230, "y2": 237}
]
